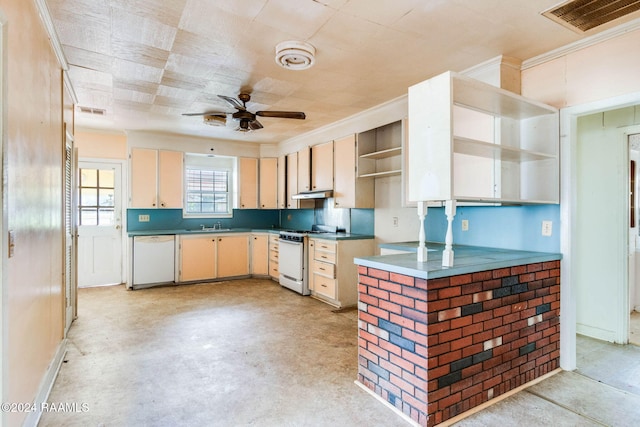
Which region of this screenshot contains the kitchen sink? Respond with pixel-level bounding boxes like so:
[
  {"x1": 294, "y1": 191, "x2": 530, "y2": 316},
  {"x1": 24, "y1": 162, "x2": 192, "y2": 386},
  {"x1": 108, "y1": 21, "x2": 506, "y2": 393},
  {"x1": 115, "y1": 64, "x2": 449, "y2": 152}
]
[{"x1": 185, "y1": 228, "x2": 233, "y2": 232}]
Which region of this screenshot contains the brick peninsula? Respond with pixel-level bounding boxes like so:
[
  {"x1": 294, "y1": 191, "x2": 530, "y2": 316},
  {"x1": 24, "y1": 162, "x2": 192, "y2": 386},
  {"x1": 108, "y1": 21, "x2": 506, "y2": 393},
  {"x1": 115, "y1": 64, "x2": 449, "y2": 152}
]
[{"x1": 353, "y1": 243, "x2": 562, "y2": 426}]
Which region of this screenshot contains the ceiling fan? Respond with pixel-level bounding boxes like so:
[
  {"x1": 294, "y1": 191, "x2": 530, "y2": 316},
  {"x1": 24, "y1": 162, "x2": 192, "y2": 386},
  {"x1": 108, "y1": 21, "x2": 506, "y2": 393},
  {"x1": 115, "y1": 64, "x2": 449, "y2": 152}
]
[{"x1": 182, "y1": 93, "x2": 306, "y2": 132}]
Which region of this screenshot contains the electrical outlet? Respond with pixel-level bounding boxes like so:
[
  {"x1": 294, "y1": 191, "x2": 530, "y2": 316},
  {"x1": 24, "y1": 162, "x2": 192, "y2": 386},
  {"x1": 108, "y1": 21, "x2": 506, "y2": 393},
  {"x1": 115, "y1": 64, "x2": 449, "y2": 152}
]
[
  {"x1": 138, "y1": 214, "x2": 150, "y2": 222},
  {"x1": 393, "y1": 217, "x2": 398, "y2": 227},
  {"x1": 542, "y1": 220, "x2": 552, "y2": 236},
  {"x1": 461, "y1": 219, "x2": 469, "y2": 231}
]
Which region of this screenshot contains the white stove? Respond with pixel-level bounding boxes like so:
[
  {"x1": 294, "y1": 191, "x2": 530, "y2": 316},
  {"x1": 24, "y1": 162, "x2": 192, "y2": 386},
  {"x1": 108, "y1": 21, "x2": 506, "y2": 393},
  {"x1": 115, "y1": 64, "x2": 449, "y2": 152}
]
[{"x1": 278, "y1": 225, "x2": 337, "y2": 295}]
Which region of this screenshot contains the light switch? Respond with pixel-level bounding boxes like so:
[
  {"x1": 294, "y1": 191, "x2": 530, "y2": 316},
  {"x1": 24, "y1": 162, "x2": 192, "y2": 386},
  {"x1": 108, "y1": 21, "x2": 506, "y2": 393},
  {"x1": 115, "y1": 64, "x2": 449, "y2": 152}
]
[
  {"x1": 542, "y1": 220, "x2": 553, "y2": 236},
  {"x1": 138, "y1": 214, "x2": 150, "y2": 222}
]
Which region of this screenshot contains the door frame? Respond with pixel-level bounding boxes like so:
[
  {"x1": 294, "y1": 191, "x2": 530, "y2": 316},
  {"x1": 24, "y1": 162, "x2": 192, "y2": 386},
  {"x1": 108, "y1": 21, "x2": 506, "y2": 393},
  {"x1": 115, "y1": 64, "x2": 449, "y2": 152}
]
[
  {"x1": 64, "y1": 125, "x2": 77, "y2": 333},
  {"x1": 77, "y1": 157, "x2": 128, "y2": 286},
  {"x1": 0, "y1": 8, "x2": 7, "y2": 424},
  {"x1": 560, "y1": 90, "x2": 640, "y2": 371}
]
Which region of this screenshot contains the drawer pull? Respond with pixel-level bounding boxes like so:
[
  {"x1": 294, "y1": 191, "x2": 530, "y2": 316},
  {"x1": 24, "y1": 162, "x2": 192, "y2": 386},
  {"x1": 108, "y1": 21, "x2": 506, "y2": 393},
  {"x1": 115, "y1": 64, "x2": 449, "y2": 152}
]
[{"x1": 321, "y1": 284, "x2": 327, "y2": 288}]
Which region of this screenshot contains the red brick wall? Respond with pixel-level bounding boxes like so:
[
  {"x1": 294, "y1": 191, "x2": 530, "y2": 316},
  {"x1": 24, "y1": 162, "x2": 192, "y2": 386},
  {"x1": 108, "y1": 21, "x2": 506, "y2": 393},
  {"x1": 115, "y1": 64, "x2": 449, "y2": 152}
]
[{"x1": 357, "y1": 261, "x2": 560, "y2": 426}]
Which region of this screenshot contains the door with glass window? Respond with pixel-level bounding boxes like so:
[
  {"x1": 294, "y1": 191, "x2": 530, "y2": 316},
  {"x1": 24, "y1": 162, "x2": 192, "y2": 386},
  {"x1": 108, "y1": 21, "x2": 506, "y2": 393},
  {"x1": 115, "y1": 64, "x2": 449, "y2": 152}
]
[{"x1": 77, "y1": 162, "x2": 123, "y2": 287}]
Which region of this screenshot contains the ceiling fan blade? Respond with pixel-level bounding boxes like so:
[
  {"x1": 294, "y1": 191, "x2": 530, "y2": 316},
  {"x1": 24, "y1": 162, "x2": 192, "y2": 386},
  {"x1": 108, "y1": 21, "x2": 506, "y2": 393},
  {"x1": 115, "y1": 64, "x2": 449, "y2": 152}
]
[
  {"x1": 256, "y1": 111, "x2": 306, "y2": 119},
  {"x1": 218, "y1": 95, "x2": 245, "y2": 111},
  {"x1": 248, "y1": 119, "x2": 263, "y2": 130},
  {"x1": 182, "y1": 111, "x2": 228, "y2": 116}
]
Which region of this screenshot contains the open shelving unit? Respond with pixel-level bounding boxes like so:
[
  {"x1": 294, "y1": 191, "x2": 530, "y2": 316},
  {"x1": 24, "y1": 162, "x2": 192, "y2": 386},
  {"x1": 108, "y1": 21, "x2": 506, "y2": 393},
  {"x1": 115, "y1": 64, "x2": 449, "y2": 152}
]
[
  {"x1": 357, "y1": 120, "x2": 403, "y2": 179},
  {"x1": 407, "y1": 70, "x2": 559, "y2": 205}
]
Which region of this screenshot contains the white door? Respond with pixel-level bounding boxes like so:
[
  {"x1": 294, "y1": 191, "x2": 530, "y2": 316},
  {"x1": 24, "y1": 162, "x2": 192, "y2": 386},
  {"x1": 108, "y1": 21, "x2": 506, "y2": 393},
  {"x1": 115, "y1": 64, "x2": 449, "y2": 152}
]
[
  {"x1": 78, "y1": 161, "x2": 123, "y2": 287},
  {"x1": 629, "y1": 135, "x2": 640, "y2": 318}
]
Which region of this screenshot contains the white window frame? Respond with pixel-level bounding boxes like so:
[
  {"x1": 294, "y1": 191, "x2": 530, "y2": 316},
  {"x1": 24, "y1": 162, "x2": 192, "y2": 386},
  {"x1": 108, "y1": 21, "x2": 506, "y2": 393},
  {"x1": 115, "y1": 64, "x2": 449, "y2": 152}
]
[{"x1": 183, "y1": 154, "x2": 237, "y2": 218}]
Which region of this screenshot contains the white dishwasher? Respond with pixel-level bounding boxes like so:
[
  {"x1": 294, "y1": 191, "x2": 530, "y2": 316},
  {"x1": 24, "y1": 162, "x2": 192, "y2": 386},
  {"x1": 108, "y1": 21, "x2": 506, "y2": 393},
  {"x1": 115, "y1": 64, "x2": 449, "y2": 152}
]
[{"x1": 132, "y1": 235, "x2": 176, "y2": 289}]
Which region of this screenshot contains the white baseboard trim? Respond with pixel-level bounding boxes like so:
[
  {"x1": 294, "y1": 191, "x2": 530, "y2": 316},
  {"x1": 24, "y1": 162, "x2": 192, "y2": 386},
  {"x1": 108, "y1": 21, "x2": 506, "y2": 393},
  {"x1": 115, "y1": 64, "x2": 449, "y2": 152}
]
[
  {"x1": 22, "y1": 338, "x2": 67, "y2": 427},
  {"x1": 354, "y1": 380, "x2": 419, "y2": 427},
  {"x1": 576, "y1": 324, "x2": 616, "y2": 343},
  {"x1": 355, "y1": 369, "x2": 562, "y2": 427}
]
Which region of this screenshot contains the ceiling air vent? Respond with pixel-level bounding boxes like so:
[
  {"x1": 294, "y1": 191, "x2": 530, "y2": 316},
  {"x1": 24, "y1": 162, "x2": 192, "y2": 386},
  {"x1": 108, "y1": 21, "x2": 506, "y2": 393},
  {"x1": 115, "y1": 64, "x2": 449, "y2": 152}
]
[
  {"x1": 78, "y1": 106, "x2": 106, "y2": 115},
  {"x1": 542, "y1": 0, "x2": 640, "y2": 33}
]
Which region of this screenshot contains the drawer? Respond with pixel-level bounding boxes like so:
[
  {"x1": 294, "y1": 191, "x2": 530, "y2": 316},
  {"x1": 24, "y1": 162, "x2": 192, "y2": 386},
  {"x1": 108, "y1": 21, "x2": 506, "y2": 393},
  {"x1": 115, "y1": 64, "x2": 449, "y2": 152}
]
[
  {"x1": 313, "y1": 274, "x2": 336, "y2": 299},
  {"x1": 269, "y1": 248, "x2": 279, "y2": 262},
  {"x1": 312, "y1": 259, "x2": 335, "y2": 278},
  {"x1": 269, "y1": 234, "x2": 280, "y2": 243},
  {"x1": 314, "y1": 240, "x2": 336, "y2": 253},
  {"x1": 269, "y1": 264, "x2": 279, "y2": 277},
  {"x1": 314, "y1": 249, "x2": 336, "y2": 264}
]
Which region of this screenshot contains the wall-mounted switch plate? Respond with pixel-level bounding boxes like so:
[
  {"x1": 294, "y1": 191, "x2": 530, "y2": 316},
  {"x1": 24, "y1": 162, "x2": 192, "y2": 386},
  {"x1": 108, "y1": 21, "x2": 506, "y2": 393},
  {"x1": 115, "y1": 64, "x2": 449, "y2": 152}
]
[
  {"x1": 138, "y1": 214, "x2": 150, "y2": 222},
  {"x1": 542, "y1": 220, "x2": 553, "y2": 236},
  {"x1": 461, "y1": 219, "x2": 469, "y2": 231},
  {"x1": 393, "y1": 217, "x2": 398, "y2": 227}
]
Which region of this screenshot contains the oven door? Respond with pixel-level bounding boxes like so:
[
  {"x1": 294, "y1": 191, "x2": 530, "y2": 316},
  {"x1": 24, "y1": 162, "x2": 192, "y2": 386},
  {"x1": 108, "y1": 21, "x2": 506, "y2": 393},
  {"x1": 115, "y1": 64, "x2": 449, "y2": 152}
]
[{"x1": 278, "y1": 239, "x2": 304, "y2": 282}]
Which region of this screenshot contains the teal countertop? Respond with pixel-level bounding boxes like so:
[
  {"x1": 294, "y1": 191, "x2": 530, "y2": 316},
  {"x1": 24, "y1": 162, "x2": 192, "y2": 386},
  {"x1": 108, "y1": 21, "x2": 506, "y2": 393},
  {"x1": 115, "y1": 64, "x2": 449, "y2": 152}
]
[
  {"x1": 128, "y1": 229, "x2": 373, "y2": 241},
  {"x1": 355, "y1": 242, "x2": 561, "y2": 279}
]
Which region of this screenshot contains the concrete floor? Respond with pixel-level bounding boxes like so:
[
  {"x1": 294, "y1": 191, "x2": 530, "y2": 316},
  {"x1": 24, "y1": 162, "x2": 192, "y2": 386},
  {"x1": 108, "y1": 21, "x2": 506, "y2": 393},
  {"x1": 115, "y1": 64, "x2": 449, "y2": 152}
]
[{"x1": 40, "y1": 279, "x2": 640, "y2": 426}]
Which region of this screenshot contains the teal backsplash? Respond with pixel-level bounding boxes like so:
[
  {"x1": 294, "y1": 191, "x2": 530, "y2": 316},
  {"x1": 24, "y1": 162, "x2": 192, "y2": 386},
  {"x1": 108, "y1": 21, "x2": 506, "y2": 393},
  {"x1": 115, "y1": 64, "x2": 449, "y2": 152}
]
[
  {"x1": 127, "y1": 209, "x2": 279, "y2": 231},
  {"x1": 127, "y1": 205, "x2": 375, "y2": 235}
]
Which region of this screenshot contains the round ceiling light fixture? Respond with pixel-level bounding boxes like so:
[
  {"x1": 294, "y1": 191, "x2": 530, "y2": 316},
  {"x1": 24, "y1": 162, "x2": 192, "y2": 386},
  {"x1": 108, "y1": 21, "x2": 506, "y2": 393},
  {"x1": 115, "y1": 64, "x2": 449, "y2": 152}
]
[{"x1": 275, "y1": 41, "x2": 316, "y2": 70}]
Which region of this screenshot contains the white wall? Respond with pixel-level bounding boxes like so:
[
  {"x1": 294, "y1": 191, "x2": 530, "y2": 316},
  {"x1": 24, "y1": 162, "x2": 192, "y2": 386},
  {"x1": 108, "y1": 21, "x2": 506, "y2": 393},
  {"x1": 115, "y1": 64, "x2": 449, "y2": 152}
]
[
  {"x1": 126, "y1": 130, "x2": 261, "y2": 158},
  {"x1": 575, "y1": 107, "x2": 640, "y2": 341},
  {"x1": 373, "y1": 175, "x2": 420, "y2": 253}
]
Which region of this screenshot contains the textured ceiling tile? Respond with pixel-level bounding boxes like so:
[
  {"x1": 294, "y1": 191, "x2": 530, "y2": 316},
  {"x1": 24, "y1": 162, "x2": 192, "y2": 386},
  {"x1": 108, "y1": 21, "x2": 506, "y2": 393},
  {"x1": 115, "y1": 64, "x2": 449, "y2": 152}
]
[
  {"x1": 112, "y1": 58, "x2": 164, "y2": 83},
  {"x1": 154, "y1": 95, "x2": 193, "y2": 109},
  {"x1": 113, "y1": 87, "x2": 155, "y2": 104},
  {"x1": 68, "y1": 65, "x2": 113, "y2": 89},
  {"x1": 340, "y1": 0, "x2": 423, "y2": 26},
  {"x1": 111, "y1": 38, "x2": 170, "y2": 69},
  {"x1": 54, "y1": 21, "x2": 111, "y2": 54},
  {"x1": 111, "y1": 7, "x2": 177, "y2": 51},
  {"x1": 171, "y1": 30, "x2": 236, "y2": 60},
  {"x1": 113, "y1": 99, "x2": 152, "y2": 112},
  {"x1": 50, "y1": 0, "x2": 603, "y2": 143},
  {"x1": 113, "y1": 79, "x2": 159, "y2": 95},
  {"x1": 178, "y1": 1, "x2": 248, "y2": 45},
  {"x1": 110, "y1": 0, "x2": 187, "y2": 27},
  {"x1": 63, "y1": 45, "x2": 114, "y2": 72},
  {"x1": 252, "y1": 77, "x2": 300, "y2": 97},
  {"x1": 160, "y1": 71, "x2": 207, "y2": 91},
  {"x1": 156, "y1": 85, "x2": 198, "y2": 101},
  {"x1": 255, "y1": 0, "x2": 337, "y2": 39}
]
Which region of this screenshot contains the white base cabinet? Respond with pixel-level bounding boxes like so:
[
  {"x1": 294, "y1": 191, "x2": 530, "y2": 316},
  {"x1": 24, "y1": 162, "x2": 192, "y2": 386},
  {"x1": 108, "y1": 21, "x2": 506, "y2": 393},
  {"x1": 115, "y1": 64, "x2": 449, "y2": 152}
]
[
  {"x1": 178, "y1": 233, "x2": 250, "y2": 282},
  {"x1": 269, "y1": 233, "x2": 279, "y2": 281},
  {"x1": 309, "y1": 237, "x2": 375, "y2": 308}
]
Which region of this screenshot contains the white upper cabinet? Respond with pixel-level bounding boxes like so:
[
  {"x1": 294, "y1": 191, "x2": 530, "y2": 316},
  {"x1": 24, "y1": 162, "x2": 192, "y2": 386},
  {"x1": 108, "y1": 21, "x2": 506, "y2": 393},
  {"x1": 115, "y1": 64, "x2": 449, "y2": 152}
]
[
  {"x1": 130, "y1": 148, "x2": 183, "y2": 208},
  {"x1": 311, "y1": 141, "x2": 334, "y2": 191},
  {"x1": 239, "y1": 157, "x2": 258, "y2": 209},
  {"x1": 407, "y1": 71, "x2": 559, "y2": 204},
  {"x1": 259, "y1": 157, "x2": 278, "y2": 209}
]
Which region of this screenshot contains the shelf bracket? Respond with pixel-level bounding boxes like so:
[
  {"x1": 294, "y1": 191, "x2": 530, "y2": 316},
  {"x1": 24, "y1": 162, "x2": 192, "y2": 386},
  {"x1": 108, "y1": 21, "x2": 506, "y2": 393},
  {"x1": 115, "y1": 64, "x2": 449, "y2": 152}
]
[
  {"x1": 442, "y1": 200, "x2": 456, "y2": 267},
  {"x1": 417, "y1": 201, "x2": 428, "y2": 262}
]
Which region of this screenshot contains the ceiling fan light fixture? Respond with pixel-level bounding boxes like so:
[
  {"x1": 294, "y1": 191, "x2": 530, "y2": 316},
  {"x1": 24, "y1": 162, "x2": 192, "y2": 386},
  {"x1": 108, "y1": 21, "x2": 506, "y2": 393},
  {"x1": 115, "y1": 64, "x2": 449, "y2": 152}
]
[
  {"x1": 203, "y1": 114, "x2": 226, "y2": 127},
  {"x1": 275, "y1": 41, "x2": 315, "y2": 70}
]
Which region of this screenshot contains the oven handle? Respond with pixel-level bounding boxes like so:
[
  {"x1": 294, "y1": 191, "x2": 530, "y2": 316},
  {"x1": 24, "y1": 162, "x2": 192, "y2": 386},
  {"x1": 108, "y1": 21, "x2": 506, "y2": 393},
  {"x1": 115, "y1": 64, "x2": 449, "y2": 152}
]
[{"x1": 278, "y1": 239, "x2": 303, "y2": 247}]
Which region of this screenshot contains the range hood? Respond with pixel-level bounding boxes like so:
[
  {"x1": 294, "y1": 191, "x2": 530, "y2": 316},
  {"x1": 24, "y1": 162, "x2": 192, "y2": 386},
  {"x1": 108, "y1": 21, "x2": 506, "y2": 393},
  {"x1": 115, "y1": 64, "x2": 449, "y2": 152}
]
[{"x1": 291, "y1": 190, "x2": 333, "y2": 200}]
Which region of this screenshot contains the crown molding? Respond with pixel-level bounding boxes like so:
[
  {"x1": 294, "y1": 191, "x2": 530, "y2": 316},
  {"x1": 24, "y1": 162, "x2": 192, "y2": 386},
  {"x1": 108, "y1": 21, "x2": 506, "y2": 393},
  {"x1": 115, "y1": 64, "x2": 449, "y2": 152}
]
[
  {"x1": 34, "y1": 0, "x2": 68, "y2": 70},
  {"x1": 63, "y1": 71, "x2": 78, "y2": 104},
  {"x1": 280, "y1": 94, "x2": 408, "y2": 152},
  {"x1": 522, "y1": 18, "x2": 640, "y2": 69}
]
